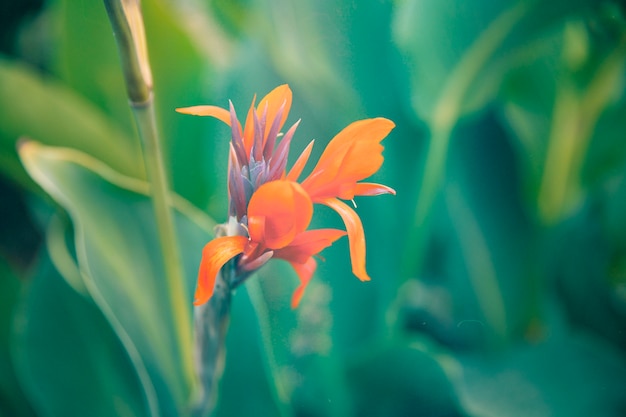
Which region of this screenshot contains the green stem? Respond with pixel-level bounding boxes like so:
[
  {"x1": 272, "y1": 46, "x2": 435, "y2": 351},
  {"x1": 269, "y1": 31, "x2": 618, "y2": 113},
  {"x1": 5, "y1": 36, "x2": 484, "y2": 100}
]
[{"x1": 103, "y1": 0, "x2": 195, "y2": 396}]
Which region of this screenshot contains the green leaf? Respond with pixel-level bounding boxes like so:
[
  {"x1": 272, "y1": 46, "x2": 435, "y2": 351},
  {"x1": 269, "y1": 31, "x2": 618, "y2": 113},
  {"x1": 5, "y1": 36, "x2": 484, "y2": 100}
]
[
  {"x1": 394, "y1": 0, "x2": 602, "y2": 277},
  {"x1": 392, "y1": 0, "x2": 594, "y2": 124},
  {"x1": 443, "y1": 122, "x2": 537, "y2": 345},
  {"x1": 52, "y1": 0, "x2": 135, "y2": 135},
  {"x1": 501, "y1": 14, "x2": 626, "y2": 222},
  {"x1": 0, "y1": 258, "x2": 35, "y2": 417},
  {"x1": 346, "y1": 341, "x2": 467, "y2": 417},
  {"x1": 11, "y1": 253, "x2": 152, "y2": 417},
  {"x1": 248, "y1": 263, "x2": 352, "y2": 417},
  {"x1": 143, "y1": 0, "x2": 219, "y2": 208},
  {"x1": 0, "y1": 58, "x2": 144, "y2": 189},
  {"x1": 18, "y1": 141, "x2": 214, "y2": 414},
  {"x1": 455, "y1": 309, "x2": 626, "y2": 417},
  {"x1": 214, "y1": 282, "x2": 288, "y2": 417}
]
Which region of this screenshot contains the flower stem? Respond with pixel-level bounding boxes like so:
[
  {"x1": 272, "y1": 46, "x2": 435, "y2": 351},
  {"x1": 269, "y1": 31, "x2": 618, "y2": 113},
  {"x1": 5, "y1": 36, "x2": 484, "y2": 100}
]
[
  {"x1": 103, "y1": 0, "x2": 195, "y2": 397},
  {"x1": 192, "y1": 220, "x2": 239, "y2": 416},
  {"x1": 192, "y1": 267, "x2": 232, "y2": 416}
]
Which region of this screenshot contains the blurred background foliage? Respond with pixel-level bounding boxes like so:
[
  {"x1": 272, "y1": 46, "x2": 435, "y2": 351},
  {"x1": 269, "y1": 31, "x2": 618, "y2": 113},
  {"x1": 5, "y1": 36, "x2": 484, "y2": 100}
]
[{"x1": 1, "y1": 0, "x2": 626, "y2": 416}]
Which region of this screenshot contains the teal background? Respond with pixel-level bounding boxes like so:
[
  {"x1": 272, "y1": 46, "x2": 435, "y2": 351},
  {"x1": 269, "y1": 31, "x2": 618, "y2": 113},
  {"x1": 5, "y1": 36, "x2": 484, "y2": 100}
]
[{"x1": 1, "y1": 1, "x2": 626, "y2": 416}]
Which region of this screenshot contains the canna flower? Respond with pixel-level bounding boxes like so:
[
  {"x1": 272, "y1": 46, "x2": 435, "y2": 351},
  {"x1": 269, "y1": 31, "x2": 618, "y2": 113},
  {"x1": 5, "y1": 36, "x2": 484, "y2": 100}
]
[{"x1": 177, "y1": 85, "x2": 394, "y2": 307}]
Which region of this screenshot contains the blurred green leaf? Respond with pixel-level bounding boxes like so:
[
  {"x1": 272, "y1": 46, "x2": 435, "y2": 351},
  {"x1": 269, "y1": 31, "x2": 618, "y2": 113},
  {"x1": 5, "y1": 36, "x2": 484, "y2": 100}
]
[
  {"x1": 502, "y1": 18, "x2": 626, "y2": 222},
  {"x1": 0, "y1": 258, "x2": 35, "y2": 417},
  {"x1": 547, "y1": 206, "x2": 626, "y2": 349},
  {"x1": 44, "y1": 211, "x2": 87, "y2": 296},
  {"x1": 144, "y1": 0, "x2": 219, "y2": 208},
  {"x1": 206, "y1": 0, "x2": 252, "y2": 38},
  {"x1": 11, "y1": 253, "x2": 152, "y2": 417},
  {"x1": 606, "y1": 169, "x2": 626, "y2": 252},
  {"x1": 346, "y1": 341, "x2": 466, "y2": 417},
  {"x1": 0, "y1": 178, "x2": 42, "y2": 272},
  {"x1": 249, "y1": 263, "x2": 352, "y2": 417},
  {"x1": 18, "y1": 142, "x2": 214, "y2": 414},
  {"x1": 456, "y1": 309, "x2": 626, "y2": 417},
  {"x1": 52, "y1": 0, "x2": 134, "y2": 134},
  {"x1": 0, "y1": 58, "x2": 144, "y2": 189},
  {"x1": 444, "y1": 120, "x2": 536, "y2": 345},
  {"x1": 214, "y1": 281, "x2": 288, "y2": 417},
  {"x1": 392, "y1": 0, "x2": 594, "y2": 124},
  {"x1": 390, "y1": 118, "x2": 538, "y2": 350},
  {"x1": 583, "y1": 96, "x2": 626, "y2": 186}
]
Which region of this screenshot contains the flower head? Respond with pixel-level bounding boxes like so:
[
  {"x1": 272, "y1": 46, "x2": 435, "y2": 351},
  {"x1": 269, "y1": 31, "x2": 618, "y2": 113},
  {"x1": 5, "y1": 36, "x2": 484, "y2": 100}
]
[
  {"x1": 192, "y1": 180, "x2": 345, "y2": 308},
  {"x1": 177, "y1": 85, "x2": 297, "y2": 220},
  {"x1": 177, "y1": 85, "x2": 394, "y2": 307}
]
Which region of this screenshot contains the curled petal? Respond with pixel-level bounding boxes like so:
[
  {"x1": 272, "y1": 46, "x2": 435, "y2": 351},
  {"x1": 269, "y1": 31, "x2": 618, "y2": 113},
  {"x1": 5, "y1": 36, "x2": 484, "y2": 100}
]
[
  {"x1": 354, "y1": 182, "x2": 396, "y2": 197},
  {"x1": 288, "y1": 257, "x2": 317, "y2": 309},
  {"x1": 319, "y1": 118, "x2": 394, "y2": 164},
  {"x1": 302, "y1": 118, "x2": 394, "y2": 201},
  {"x1": 175, "y1": 105, "x2": 231, "y2": 125},
  {"x1": 194, "y1": 236, "x2": 248, "y2": 305},
  {"x1": 248, "y1": 180, "x2": 313, "y2": 249},
  {"x1": 321, "y1": 198, "x2": 370, "y2": 282}
]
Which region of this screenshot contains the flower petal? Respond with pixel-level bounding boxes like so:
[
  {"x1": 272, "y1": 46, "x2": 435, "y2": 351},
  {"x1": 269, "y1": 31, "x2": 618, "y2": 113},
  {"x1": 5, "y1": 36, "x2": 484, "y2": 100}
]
[
  {"x1": 257, "y1": 84, "x2": 292, "y2": 139},
  {"x1": 267, "y1": 120, "x2": 301, "y2": 181},
  {"x1": 274, "y1": 228, "x2": 346, "y2": 264},
  {"x1": 263, "y1": 102, "x2": 286, "y2": 160},
  {"x1": 354, "y1": 182, "x2": 396, "y2": 196},
  {"x1": 320, "y1": 118, "x2": 394, "y2": 162},
  {"x1": 302, "y1": 118, "x2": 394, "y2": 201},
  {"x1": 243, "y1": 94, "x2": 257, "y2": 155},
  {"x1": 288, "y1": 257, "x2": 317, "y2": 308},
  {"x1": 248, "y1": 180, "x2": 313, "y2": 249},
  {"x1": 194, "y1": 236, "x2": 248, "y2": 305},
  {"x1": 175, "y1": 105, "x2": 232, "y2": 126},
  {"x1": 286, "y1": 139, "x2": 314, "y2": 181},
  {"x1": 321, "y1": 197, "x2": 370, "y2": 281}
]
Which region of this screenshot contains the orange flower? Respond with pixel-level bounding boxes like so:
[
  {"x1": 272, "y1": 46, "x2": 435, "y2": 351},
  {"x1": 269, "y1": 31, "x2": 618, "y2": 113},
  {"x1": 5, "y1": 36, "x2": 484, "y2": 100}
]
[
  {"x1": 193, "y1": 180, "x2": 345, "y2": 308},
  {"x1": 178, "y1": 85, "x2": 394, "y2": 307}
]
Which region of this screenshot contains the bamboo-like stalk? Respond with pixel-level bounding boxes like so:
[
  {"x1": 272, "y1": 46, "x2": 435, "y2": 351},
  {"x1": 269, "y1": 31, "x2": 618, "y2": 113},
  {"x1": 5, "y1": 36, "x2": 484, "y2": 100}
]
[{"x1": 103, "y1": 0, "x2": 195, "y2": 399}]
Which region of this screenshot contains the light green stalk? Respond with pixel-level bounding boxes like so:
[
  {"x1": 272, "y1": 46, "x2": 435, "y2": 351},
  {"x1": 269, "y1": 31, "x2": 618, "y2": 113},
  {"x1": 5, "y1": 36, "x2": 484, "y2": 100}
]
[
  {"x1": 103, "y1": 0, "x2": 195, "y2": 399},
  {"x1": 403, "y1": 1, "x2": 529, "y2": 278}
]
